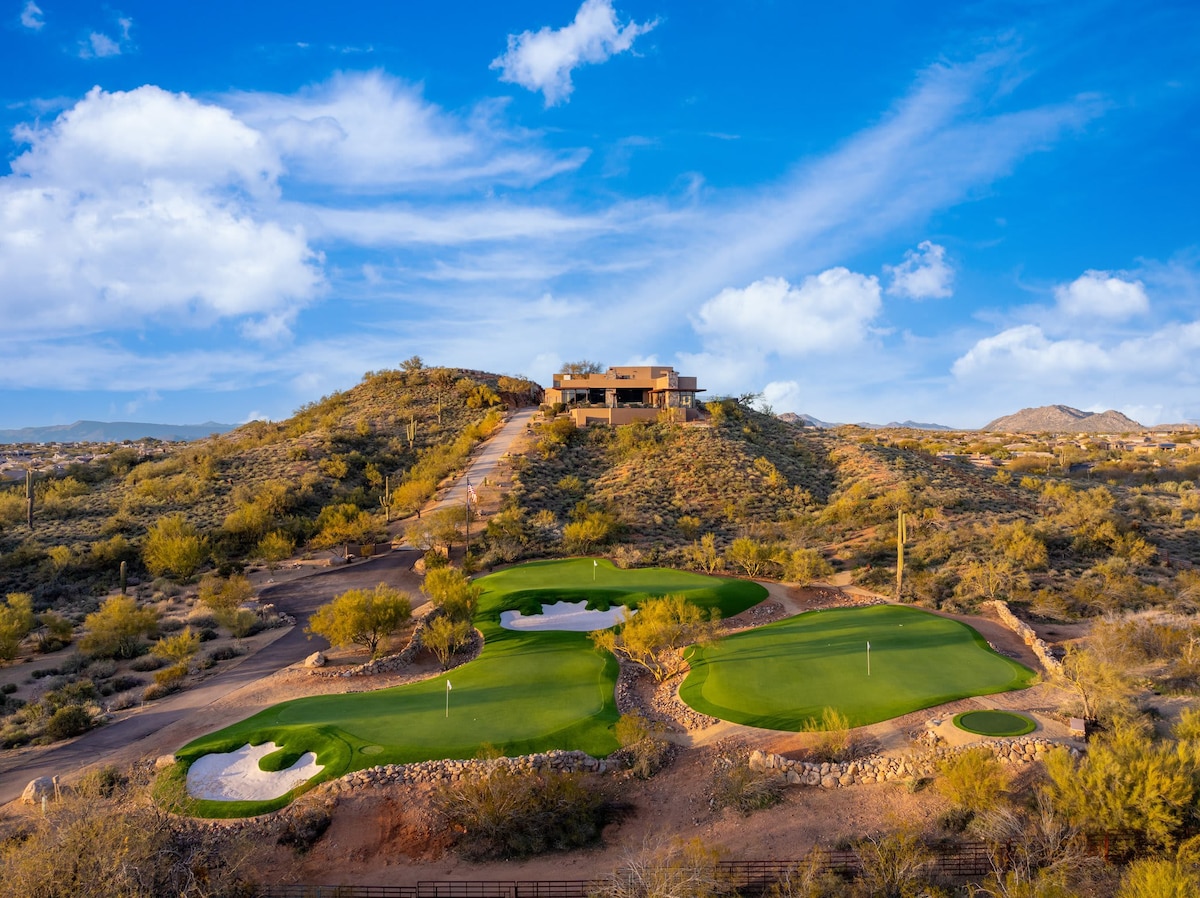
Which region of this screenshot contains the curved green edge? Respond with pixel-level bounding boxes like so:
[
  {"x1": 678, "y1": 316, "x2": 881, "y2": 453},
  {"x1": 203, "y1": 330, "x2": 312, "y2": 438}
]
[
  {"x1": 680, "y1": 605, "x2": 1035, "y2": 731},
  {"x1": 172, "y1": 559, "x2": 766, "y2": 817},
  {"x1": 953, "y1": 710, "x2": 1036, "y2": 737}
]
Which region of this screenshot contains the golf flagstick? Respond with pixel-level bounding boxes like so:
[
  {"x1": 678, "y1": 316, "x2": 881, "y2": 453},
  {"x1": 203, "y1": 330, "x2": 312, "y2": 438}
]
[
  {"x1": 446, "y1": 679, "x2": 452, "y2": 717},
  {"x1": 593, "y1": 558, "x2": 598, "y2": 581},
  {"x1": 867, "y1": 640, "x2": 871, "y2": 677}
]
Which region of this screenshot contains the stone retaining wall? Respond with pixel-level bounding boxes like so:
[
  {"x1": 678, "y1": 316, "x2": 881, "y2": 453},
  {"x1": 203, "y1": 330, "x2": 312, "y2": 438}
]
[
  {"x1": 984, "y1": 600, "x2": 1063, "y2": 674},
  {"x1": 748, "y1": 737, "x2": 1076, "y2": 788},
  {"x1": 312, "y1": 750, "x2": 610, "y2": 797}
]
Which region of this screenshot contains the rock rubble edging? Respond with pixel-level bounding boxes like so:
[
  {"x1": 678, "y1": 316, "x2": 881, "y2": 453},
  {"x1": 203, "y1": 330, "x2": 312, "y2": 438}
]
[{"x1": 748, "y1": 736, "x2": 1077, "y2": 788}]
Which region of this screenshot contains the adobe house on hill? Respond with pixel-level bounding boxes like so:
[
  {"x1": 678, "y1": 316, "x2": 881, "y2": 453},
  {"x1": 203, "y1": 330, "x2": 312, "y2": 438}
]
[{"x1": 544, "y1": 365, "x2": 705, "y2": 426}]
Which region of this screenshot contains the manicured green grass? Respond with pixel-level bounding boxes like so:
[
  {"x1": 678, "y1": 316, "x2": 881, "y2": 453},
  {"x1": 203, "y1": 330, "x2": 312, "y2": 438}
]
[
  {"x1": 680, "y1": 605, "x2": 1035, "y2": 731},
  {"x1": 953, "y1": 710, "x2": 1036, "y2": 737},
  {"x1": 175, "y1": 559, "x2": 765, "y2": 816}
]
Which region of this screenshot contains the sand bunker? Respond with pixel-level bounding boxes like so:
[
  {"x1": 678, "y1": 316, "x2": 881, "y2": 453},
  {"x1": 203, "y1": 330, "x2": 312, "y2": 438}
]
[
  {"x1": 500, "y1": 600, "x2": 635, "y2": 632},
  {"x1": 186, "y1": 742, "x2": 323, "y2": 802}
]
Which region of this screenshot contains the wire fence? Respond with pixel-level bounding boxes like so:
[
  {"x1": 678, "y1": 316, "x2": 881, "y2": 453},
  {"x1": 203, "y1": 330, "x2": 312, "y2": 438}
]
[{"x1": 253, "y1": 834, "x2": 1145, "y2": 898}]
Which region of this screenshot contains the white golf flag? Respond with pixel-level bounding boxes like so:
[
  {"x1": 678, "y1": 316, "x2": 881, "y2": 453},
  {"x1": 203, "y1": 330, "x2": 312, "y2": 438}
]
[
  {"x1": 867, "y1": 641, "x2": 870, "y2": 650},
  {"x1": 446, "y1": 680, "x2": 452, "y2": 691},
  {"x1": 594, "y1": 559, "x2": 598, "y2": 567}
]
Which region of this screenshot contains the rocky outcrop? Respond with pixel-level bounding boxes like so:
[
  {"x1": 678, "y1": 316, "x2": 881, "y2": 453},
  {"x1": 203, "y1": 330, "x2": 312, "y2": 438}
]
[
  {"x1": 985, "y1": 600, "x2": 1062, "y2": 674},
  {"x1": 304, "y1": 651, "x2": 326, "y2": 668},
  {"x1": 748, "y1": 737, "x2": 1074, "y2": 788}
]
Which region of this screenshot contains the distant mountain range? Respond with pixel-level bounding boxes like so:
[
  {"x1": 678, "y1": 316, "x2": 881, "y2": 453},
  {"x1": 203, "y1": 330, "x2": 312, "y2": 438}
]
[
  {"x1": 0, "y1": 420, "x2": 236, "y2": 444},
  {"x1": 983, "y1": 405, "x2": 1146, "y2": 433},
  {"x1": 777, "y1": 413, "x2": 957, "y2": 431}
]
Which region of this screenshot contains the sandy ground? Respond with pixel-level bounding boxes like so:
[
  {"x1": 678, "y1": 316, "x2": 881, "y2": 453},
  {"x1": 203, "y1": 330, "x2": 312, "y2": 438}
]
[{"x1": 187, "y1": 742, "x2": 324, "y2": 801}]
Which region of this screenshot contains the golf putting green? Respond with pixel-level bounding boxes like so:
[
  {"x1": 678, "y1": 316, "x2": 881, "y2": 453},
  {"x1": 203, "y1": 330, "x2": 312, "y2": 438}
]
[
  {"x1": 176, "y1": 558, "x2": 766, "y2": 816},
  {"x1": 953, "y1": 710, "x2": 1036, "y2": 737},
  {"x1": 680, "y1": 605, "x2": 1035, "y2": 731}
]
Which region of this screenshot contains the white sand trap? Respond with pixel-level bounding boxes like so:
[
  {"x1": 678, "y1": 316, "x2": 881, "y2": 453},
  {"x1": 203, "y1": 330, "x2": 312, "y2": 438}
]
[
  {"x1": 500, "y1": 600, "x2": 636, "y2": 632},
  {"x1": 186, "y1": 742, "x2": 323, "y2": 802}
]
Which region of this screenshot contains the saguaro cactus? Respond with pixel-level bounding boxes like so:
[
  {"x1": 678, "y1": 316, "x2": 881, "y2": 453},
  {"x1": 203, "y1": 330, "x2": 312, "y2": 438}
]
[
  {"x1": 120, "y1": 560, "x2": 128, "y2": 596},
  {"x1": 406, "y1": 416, "x2": 417, "y2": 449},
  {"x1": 379, "y1": 474, "x2": 392, "y2": 523},
  {"x1": 896, "y1": 510, "x2": 907, "y2": 600},
  {"x1": 25, "y1": 468, "x2": 34, "y2": 530}
]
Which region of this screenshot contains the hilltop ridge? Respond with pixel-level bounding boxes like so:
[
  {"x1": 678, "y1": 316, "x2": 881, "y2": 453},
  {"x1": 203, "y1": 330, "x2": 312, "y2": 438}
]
[{"x1": 983, "y1": 405, "x2": 1145, "y2": 433}]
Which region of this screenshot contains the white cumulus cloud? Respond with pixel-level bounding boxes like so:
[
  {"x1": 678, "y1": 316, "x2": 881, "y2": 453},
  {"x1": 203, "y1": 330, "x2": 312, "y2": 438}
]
[
  {"x1": 1054, "y1": 270, "x2": 1149, "y2": 319},
  {"x1": 20, "y1": 1, "x2": 44, "y2": 30},
  {"x1": 0, "y1": 86, "x2": 321, "y2": 337},
  {"x1": 951, "y1": 324, "x2": 1110, "y2": 380},
  {"x1": 490, "y1": 0, "x2": 658, "y2": 106},
  {"x1": 692, "y1": 269, "x2": 882, "y2": 356},
  {"x1": 885, "y1": 240, "x2": 953, "y2": 299}
]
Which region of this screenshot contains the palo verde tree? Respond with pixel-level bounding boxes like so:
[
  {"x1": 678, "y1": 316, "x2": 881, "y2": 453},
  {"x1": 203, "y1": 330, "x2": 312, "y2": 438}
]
[
  {"x1": 306, "y1": 582, "x2": 413, "y2": 657},
  {"x1": 142, "y1": 513, "x2": 209, "y2": 581},
  {"x1": 79, "y1": 595, "x2": 159, "y2": 660},
  {"x1": 312, "y1": 502, "x2": 381, "y2": 560},
  {"x1": 0, "y1": 592, "x2": 36, "y2": 662},
  {"x1": 591, "y1": 594, "x2": 720, "y2": 682},
  {"x1": 421, "y1": 566, "x2": 481, "y2": 622}
]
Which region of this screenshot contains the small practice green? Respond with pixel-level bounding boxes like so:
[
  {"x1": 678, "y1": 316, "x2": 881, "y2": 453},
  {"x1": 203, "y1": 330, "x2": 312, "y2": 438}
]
[
  {"x1": 953, "y1": 710, "x2": 1036, "y2": 737},
  {"x1": 176, "y1": 559, "x2": 765, "y2": 816},
  {"x1": 680, "y1": 605, "x2": 1034, "y2": 731}
]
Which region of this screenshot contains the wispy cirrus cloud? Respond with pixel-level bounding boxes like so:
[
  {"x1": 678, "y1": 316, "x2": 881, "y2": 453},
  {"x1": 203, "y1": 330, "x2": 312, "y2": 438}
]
[
  {"x1": 78, "y1": 14, "x2": 133, "y2": 59},
  {"x1": 20, "y1": 1, "x2": 44, "y2": 30},
  {"x1": 491, "y1": 0, "x2": 659, "y2": 106}
]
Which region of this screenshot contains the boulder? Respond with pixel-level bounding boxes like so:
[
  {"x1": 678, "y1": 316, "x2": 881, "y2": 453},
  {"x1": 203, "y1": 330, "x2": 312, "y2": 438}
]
[
  {"x1": 154, "y1": 754, "x2": 177, "y2": 770},
  {"x1": 21, "y1": 776, "x2": 58, "y2": 805},
  {"x1": 305, "y1": 651, "x2": 327, "y2": 668}
]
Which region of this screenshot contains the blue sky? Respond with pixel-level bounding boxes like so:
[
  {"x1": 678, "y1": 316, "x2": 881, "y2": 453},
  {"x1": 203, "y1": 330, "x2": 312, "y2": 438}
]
[{"x1": 2, "y1": 1, "x2": 1198, "y2": 430}]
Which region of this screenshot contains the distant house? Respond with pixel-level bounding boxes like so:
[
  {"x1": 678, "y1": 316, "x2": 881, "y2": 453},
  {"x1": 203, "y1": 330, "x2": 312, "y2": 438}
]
[{"x1": 544, "y1": 365, "x2": 705, "y2": 426}]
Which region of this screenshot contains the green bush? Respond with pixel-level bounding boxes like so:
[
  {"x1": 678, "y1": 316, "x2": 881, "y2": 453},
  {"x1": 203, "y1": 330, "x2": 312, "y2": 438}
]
[{"x1": 45, "y1": 704, "x2": 93, "y2": 740}]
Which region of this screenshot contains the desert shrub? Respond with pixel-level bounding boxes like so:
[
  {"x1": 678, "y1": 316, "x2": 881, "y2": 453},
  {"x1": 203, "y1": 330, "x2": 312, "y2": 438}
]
[
  {"x1": 937, "y1": 746, "x2": 1008, "y2": 813},
  {"x1": 614, "y1": 710, "x2": 672, "y2": 779},
  {"x1": 853, "y1": 828, "x2": 936, "y2": 898},
  {"x1": 129, "y1": 655, "x2": 163, "y2": 672},
  {"x1": 107, "y1": 675, "x2": 144, "y2": 693},
  {"x1": 275, "y1": 805, "x2": 333, "y2": 854},
  {"x1": 153, "y1": 664, "x2": 188, "y2": 688},
  {"x1": 197, "y1": 627, "x2": 218, "y2": 642},
  {"x1": 708, "y1": 750, "x2": 784, "y2": 815},
  {"x1": 591, "y1": 838, "x2": 733, "y2": 898},
  {"x1": 44, "y1": 704, "x2": 93, "y2": 740},
  {"x1": 1, "y1": 682, "x2": 16, "y2": 695},
  {"x1": 433, "y1": 766, "x2": 616, "y2": 860},
  {"x1": 802, "y1": 707, "x2": 860, "y2": 763},
  {"x1": 205, "y1": 645, "x2": 241, "y2": 663},
  {"x1": 142, "y1": 682, "x2": 176, "y2": 701}
]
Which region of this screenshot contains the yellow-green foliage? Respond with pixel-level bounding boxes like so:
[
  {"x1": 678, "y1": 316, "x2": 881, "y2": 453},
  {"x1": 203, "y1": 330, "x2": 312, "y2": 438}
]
[
  {"x1": 937, "y1": 746, "x2": 1008, "y2": 813},
  {"x1": 142, "y1": 513, "x2": 209, "y2": 581},
  {"x1": 0, "y1": 592, "x2": 35, "y2": 661},
  {"x1": 1044, "y1": 725, "x2": 1200, "y2": 848},
  {"x1": 421, "y1": 567, "x2": 480, "y2": 622},
  {"x1": 153, "y1": 628, "x2": 200, "y2": 665},
  {"x1": 80, "y1": 595, "x2": 159, "y2": 660},
  {"x1": 306, "y1": 582, "x2": 412, "y2": 656},
  {"x1": 591, "y1": 594, "x2": 719, "y2": 682}
]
